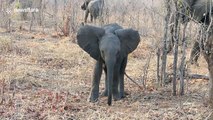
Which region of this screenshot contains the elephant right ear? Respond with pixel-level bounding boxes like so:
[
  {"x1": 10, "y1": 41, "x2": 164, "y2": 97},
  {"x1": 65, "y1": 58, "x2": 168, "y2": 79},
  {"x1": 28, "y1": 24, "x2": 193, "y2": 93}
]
[{"x1": 77, "y1": 25, "x2": 105, "y2": 61}]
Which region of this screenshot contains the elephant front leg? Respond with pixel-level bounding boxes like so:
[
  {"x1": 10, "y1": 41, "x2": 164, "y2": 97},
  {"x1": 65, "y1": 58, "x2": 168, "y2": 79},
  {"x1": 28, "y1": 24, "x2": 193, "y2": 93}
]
[
  {"x1": 112, "y1": 65, "x2": 120, "y2": 101},
  {"x1": 90, "y1": 14, "x2": 93, "y2": 22},
  {"x1": 89, "y1": 61, "x2": 103, "y2": 102},
  {"x1": 112, "y1": 78, "x2": 120, "y2": 101},
  {"x1": 84, "y1": 10, "x2": 90, "y2": 23},
  {"x1": 119, "y1": 58, "x2": 127, "y2": 98}
]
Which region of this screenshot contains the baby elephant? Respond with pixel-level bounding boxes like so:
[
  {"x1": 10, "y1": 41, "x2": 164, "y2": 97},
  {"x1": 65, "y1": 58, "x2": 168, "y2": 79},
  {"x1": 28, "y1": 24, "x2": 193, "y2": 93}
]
[
  {"x1": 81, "y1": 0, "x2": 103, "y2": 23},
  {"x1": 77, "y1": 23, "x2": 140, "y2": 105}
]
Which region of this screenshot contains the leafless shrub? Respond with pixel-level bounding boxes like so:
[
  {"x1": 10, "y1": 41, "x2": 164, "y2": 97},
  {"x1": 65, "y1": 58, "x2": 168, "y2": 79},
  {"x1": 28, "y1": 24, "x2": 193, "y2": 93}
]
[
  {"x1": 0, "y1": 37, "x2": 13, "y2": 53},
  {"x1": 37, "y1": 57, "x2": 72, "y2": 69}
]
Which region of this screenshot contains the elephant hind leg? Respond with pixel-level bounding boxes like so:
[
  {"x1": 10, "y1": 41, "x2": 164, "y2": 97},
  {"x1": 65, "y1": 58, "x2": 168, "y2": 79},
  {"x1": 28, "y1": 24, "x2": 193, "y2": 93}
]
[{"x1": 190, "y1": 41, "x2": 200, "y2": 66}]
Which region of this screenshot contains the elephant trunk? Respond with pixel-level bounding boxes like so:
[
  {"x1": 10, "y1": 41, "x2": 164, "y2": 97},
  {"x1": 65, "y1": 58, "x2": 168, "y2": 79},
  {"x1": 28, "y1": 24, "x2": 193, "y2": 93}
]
[{"x1": 106, "y1": 58, "x2": 115, "y2": 106}]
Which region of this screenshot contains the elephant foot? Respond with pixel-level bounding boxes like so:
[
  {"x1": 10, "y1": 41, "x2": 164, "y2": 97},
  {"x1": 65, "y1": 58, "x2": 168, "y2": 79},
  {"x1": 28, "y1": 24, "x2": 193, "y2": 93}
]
[
  {"x1": 113, "y1": 93, "x2": 121, "y2": 101},
  {"x1": 88, "y1": 92, "x2": 99, "y2": 103},
  {"x1": 88, "y1": 96, "x2": 98, "y2": 103},
  {"x1": 101, "y1": 90, "x2": 129, "y2": 99},
  {"x1": 120, "y1": 91, "x2": 129, "y2": 98}
]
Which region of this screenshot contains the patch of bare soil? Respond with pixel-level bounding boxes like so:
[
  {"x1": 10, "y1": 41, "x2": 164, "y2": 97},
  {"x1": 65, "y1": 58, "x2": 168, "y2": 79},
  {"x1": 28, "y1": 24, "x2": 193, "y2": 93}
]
[{"x1": 0, "y1": 30, "x2": 212, "y2": 120}]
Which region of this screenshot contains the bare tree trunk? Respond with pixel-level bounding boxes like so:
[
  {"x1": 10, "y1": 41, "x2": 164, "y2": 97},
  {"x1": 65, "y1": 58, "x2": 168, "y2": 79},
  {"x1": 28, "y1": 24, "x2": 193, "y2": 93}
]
[
  {"x1": 37, "y1": 0, "x2": 43, "y2": 26},
  {"x1": 179, "y1": 22, "x2": 188, "y2": 95},
  {"x1": 161, "y1": 0, "x2": 171, "y2": 86},
  {"x1": 29, "y1": 12, "x2": 35, "y2": 31},
  {"x1": 203, "y1": 34, "x2": 213, "y2": 107},
  {"x1": 209, "y1": 63, "x2": 213, "y2": 107},
  {"x1": 53, "y1": 0, "x2": 58, "y2": 31},
  {"x1": 62, "y1": 16, "x2": 70, "y2": 36},
  {"x1": 0, "y1": 0, "x2": 2, "y2": 27},
  {"x1": 172, "y1": 0, "x2": 180, "y2": 96},
  {"x1": 203, "y1": 2, "x2": 213, "y2": 108},
  {"x1": 70, "y1": 1, "x2": 77, "y2": 34},
  {"x1": 157, "y1": 48, "x2": 161, "y2": 86},
  {"x1": 6, "y1": 0, "x2": 11, "y2": 32},
  {"x1": 142, "y1": 52, "x2": 152, "y2": 89},
  {"x1": 0, "y1": 79, "x2": 5, "y2": 104}
]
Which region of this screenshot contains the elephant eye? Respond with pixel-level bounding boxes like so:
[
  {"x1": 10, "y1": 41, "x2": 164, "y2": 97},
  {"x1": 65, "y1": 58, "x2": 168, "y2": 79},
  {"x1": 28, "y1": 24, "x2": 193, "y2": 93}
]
[{"x1": 101, "y1": 50, "x2": 105, "y2": 59}]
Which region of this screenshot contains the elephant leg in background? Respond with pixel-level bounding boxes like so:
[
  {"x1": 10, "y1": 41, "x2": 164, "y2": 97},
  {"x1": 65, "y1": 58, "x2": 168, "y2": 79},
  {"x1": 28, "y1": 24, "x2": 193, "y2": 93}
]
[
  {"x1": 84, "y1": 9, "x2": 90, "y2": 23},
  {"x1": 101, "y1": 65, "x2": 108, "y2": 96},
  {"x1": 89, "y1": 60, "x2": 103, "y2": 102},
  {"x1": 119, "y1": 57, "x2": 127, "y2": 98},
  {"x1": 90, "y1": 14, "x2": 93, "y2": 22},
  {"x1": 190, "y1": 41, "x2": 200, "y2": 65},
  {"x1": 112, "y1": 63, "x2": 120, "y2": 100}
]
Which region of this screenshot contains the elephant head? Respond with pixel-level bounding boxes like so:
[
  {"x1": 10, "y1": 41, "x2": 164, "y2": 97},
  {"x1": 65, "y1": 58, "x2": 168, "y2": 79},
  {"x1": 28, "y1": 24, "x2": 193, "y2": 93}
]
[
  {"x1": 103, "y1": 23, "x2": 123, "y2": 33},
  {"x1": 77, "y1": 24, "x2": 140, "y2": 62},
  {"x1": 77, "y1": 24, "x2": 140, "y2": 105},
  {"x1": 81, "y1": 0, "x2": 92, "y2": 10},
  {"x1": 180, "y1": 0, "x2": 213, "y2": 25}
]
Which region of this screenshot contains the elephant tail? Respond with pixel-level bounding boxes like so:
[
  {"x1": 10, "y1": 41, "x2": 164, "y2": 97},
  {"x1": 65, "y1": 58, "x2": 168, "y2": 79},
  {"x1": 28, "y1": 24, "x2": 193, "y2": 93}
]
[{"x1": 124, "y1": 72, "x2": 143, "y2": 90}]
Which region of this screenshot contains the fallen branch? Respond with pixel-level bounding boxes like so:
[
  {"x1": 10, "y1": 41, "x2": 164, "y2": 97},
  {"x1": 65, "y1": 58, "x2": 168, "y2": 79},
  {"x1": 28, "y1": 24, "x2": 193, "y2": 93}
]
[
  {"x1": 125, "y1": 72, "x2": 143, "y2": 90},
  {"x1": 167, "y1": 73, "x2": 209, "y2": 81},
  {"x1": 187, "y1": 74, "x2": 209, "y2": 80}
]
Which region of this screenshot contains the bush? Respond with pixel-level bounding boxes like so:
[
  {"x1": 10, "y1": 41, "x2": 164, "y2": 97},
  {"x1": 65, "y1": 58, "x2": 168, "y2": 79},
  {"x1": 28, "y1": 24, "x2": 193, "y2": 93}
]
[{"x1": 0, "y1": 36, "x2": 12, "y2": 54}]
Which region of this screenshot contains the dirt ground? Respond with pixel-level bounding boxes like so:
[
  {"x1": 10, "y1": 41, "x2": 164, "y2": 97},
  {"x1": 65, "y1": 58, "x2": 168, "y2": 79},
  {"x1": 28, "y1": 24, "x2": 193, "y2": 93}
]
[{"x1": 0, "y1": 26, "x2": 212, "y2": 120}]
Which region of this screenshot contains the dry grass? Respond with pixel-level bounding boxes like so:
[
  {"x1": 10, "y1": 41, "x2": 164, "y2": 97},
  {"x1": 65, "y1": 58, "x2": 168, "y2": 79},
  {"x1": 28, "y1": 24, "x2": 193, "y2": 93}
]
[
  {"x1": 0, "y1": 29, "x2": 211, "y2": 119},
  {"x1": 0, "y1": 36, "x2": 13, "y2": 54}
]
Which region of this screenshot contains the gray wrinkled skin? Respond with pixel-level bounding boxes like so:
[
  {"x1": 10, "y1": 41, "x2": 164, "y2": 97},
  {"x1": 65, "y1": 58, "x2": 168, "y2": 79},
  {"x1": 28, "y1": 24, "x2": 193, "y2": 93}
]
[{"x1": 76, "y1": 23, "x2": 140, "y2": 105}]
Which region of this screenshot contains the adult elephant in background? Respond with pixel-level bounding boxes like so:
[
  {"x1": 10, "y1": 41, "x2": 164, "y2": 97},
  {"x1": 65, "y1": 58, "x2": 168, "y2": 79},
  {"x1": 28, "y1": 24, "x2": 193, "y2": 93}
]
[
  {"x1": 180, "y1": 0, "x2": 212, "y2": 65},
  {"x1": 179, "y1": 0, "x2": 213, "y2": 106},
  {"x1": 77, "y1": 23, "x2": 140, "y2": 105},
  {"x1": 81, "y1": 0, "x2": 104, "y2": 23},
  {"x1": 168, "y1": 0, "x2": 212, "y2": 65}
]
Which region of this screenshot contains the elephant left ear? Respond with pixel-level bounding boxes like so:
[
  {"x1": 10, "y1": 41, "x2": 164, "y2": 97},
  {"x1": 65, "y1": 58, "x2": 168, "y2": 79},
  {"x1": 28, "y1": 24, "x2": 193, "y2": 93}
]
[{"x1": 115, "y1": 29, "x2": 140, "y2": 56}]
